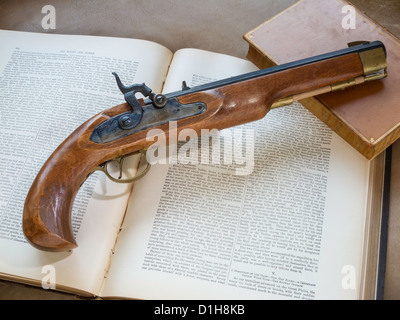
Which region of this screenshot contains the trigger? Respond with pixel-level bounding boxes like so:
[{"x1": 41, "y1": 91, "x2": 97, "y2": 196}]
[{"x1": 117, "y1": 156, "x2": 125, "y2": 180}]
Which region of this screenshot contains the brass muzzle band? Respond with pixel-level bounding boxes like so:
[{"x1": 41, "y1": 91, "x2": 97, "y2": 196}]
[{"x1": 270, "y1": 46, "x2": 387, "y2": 109}]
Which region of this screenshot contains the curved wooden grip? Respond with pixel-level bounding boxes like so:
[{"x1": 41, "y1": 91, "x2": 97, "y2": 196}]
[
  {"x1": 23, "y1": 103, "x2": 146, "y2": 251},
  {"x1": 23, "y1": 120, "x2": 98, "y2": 251},
  {"x1": 23, "y1": 155, "x2": 81, "y2": 251}
]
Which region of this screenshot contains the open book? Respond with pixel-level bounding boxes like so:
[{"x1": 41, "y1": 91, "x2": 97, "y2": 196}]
[{"x1": 0, "y1": 30, "x2": 389, "y2": 299}]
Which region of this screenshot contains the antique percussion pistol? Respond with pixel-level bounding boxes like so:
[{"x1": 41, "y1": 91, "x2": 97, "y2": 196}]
[{"x1": 23, "y1": 41, "x2": 387, "y2": 251}]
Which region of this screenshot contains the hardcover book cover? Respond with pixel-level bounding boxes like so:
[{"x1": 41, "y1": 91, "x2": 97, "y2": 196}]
[{"x1": 244, "y1": 0, "x2": 400, "y2": 159}]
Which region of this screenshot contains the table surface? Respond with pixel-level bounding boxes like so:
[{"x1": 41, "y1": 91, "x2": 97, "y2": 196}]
[{"x1": 0, "y1": 0, "x2": 399, "y2": 300}]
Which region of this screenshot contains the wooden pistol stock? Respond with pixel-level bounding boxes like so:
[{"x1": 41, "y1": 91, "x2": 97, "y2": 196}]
[{"x1": 23, "y1": 41, "x2": 387, "y2": 251}]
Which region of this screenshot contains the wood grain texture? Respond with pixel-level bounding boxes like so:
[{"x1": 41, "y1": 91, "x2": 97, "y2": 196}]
[{"x1": 23, "y1": 53, "x2": 364, "y2": 251}]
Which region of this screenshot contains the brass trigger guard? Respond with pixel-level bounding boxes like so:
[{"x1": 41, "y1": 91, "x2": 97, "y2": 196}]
[{"x1": 93, "y1": 149, "x2": 151, "y2": 183}]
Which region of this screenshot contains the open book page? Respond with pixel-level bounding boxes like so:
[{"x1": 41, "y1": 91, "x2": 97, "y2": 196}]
[
  {"x1": 0, "y1": 30, "x2": 172, "y2": 295},
  {"x1": 102, "y1": 48, "x2": 373, "y2": 300}
]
